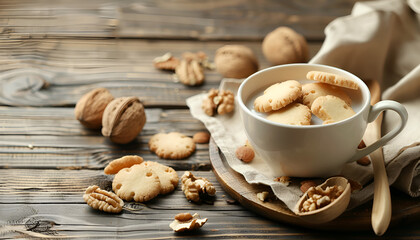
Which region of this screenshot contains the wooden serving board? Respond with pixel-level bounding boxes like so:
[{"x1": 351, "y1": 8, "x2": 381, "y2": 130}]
[{"x1": 209, "y1": 139, "x2": 420, "y2": 230}]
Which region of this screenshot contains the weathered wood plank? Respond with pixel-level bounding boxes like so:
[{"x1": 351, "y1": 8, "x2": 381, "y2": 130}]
[
  {"x1": 0, "y1": 107, "x2": 210, "y2": 170},
  {"x1": 0, "y1": 38, "x2": 321, "y2": 107},
  {"x1": 0, "y1": 0, "x2": 361, "y2": 40},
  {"x1": 0, "y1": 170, "x2": 418, "y2": 239}
]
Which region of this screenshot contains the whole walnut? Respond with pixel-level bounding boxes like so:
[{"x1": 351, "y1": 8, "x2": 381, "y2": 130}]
[
  {"x1": 74, "y1": 88, "x2": 114, "y2": 129},
  {"x1": 262, "y1": 27, "x2": 309, "y2": 65},
  {"x1": 214, "y1": 45, "x2": 259, "y2": 79},
  {"x1": 102, "y1": 97, "x2": 146, "y2": 144}
]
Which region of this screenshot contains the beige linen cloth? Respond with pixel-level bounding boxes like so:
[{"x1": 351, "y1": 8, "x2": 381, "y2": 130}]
[{"x1": 187, "y1": 0, "x2": 420, "y2": 210}]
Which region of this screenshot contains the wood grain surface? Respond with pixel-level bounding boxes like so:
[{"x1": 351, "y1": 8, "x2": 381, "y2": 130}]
[{"x1": 0, "y1": 0, "x2": 361, "y2": 40}]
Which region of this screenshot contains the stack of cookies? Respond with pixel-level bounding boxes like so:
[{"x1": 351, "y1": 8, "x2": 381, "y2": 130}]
[{"x1": 254, "y1": 71, "x2": 359, "y2": 125}]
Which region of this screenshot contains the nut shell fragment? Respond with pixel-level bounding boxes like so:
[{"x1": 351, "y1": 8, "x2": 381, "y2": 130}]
[
  {"x1": 102, "y1": 97, "x2": 146, "y2": 144},
  {"x1": 74, "y1": 88, "x2": 114, "y2": 129},
  {"x1": 169, "y1": 213, "x2": 208, "y2": 232},
  {"x1": 83, "y1": 185, "x2": 124, "y2": 213}
]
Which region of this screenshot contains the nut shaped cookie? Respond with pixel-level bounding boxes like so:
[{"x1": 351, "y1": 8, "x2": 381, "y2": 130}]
[
  {"x1": 306, "y1": 71, "x2": 359, "y2": 90},
  {"x1": 112, "y1": 164, "x2": 161, "y2": 202},
  {"x1": 149, "y1": 132, "x2": 195, "y2": 159},
  {"x1": 311, "y1": 95, "x2": 355, "y2": 124},
  {"x1": 215, "y1": 45, "x2": 259, "y2": 79},
  {"x1": 262, "y1": 27, "x2": 309, "y2": 65},
  {"x1": 266, "y1": 103, "x2": 311, "y2": 125},
  {"x1": 104, "y1": 155, "x2": 144, "y2": 175},
  {"x1": 254, "y1": 80, "x2": 302, "y2": 112},
  {"x1": 302, "y1": 83, "x2": 351, "y2": 108},
  {"x1": 142, "y1": 161, "x2": 179, "y2": 194}
]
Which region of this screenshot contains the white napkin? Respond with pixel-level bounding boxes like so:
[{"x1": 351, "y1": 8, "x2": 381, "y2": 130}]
[{"x1": 187, "y1": 0, "x2": 420, "y2": 211}]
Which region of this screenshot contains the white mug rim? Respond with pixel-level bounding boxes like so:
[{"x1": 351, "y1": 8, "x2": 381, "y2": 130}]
[{"x1": 237, "y1": 63, "x2": 371, "y2": 129}]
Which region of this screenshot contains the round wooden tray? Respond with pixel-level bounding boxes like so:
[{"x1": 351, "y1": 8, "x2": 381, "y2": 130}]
[{"x1": 209, "y1": 138, "x2": 420, "y2": 230}]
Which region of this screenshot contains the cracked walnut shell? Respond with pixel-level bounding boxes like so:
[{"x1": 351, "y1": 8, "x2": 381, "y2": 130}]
[
  {"x1": 181, "y1": 171, "x2": 216, "y2": 203},
  {"x1": 169, "y1": 213, "x2": 208, "y2": 232},
  {"x1": 102, "y1": 97, "x2": 146, "y2": 144},
  {"x1": 74, "y1": 88, "x2": 114, "y2": 129},
  {"x1": 83, "y1": 185, "x2": 124, "y2": 213},
  {"x1": 202, "y1": 89, "x2": 235, "y2": 116}
]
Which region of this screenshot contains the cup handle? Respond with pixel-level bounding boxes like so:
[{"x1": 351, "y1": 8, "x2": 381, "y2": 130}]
[{"x1": 348, "y1": 100, "x2": 408, "y2": 163}]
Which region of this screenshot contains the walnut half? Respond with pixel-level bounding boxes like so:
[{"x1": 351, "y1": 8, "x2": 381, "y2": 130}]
[
  {"x1": 201, "y1": 89, "x2": 235, "y2": 116},
  {"x1": 181, "y1": 171, "x2": 216, "y2": 203},
  {"x1": 83, "y1": 185, "x2": 124, "y2": 213}
]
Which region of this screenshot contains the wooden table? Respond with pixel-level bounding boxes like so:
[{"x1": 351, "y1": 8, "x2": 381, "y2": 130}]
[{"x1": 0, "y1": 1, "x2": 418, "y2": 239}]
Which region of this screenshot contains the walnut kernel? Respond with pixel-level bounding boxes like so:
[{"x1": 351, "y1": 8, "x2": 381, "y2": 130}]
[
  {"x1": 202, "y1": 89, "x2": 235, "y2": 116},
  {"x1": 175, "y1": 59, "x2": 204, "y2": 86},
  {"x1": 181, "y1": 171, "x2": 216, "y2": 203},
  {"x1": 300, "y1": 185, "x2": 344, "y2": 212},
  {"x1": 83, "y1": 185, "x2": 124, "y2": 213},
  {"x1": 153, "y1": 52, "x2": 181, "y2": 70}
]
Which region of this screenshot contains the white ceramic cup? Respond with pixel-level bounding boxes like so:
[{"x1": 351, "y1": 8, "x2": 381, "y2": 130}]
[{"x1": 237, "y1": 64, "x2": 408, "y2": 177}]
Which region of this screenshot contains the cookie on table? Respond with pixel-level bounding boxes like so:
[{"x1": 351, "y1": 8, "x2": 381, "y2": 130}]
[
  {"x1": 311, "y1": 95, "x2": 355, "y2": 124},
  {"x1": 141, "y1": 161, "x2": 179, "y2": 194},
  {"x1": 254, "y1": 80, "x2": 302, "y2": 112},
  {"x1": 149, "y1": 132, "x2": 195, "y2": 159},
  {"x1": 306, "y1": 71, "x2": 359, "y2": 90},
  {"x1": 112, "y1": 164, "x2": 161, "y2": 202},
  {"x1": 302, "y1": 83, "x2": 351, "y2": 108},
  {"x1": 104, "y1": 155, "x2": 144, "y2": 175},
  {"x1": 266, "y1": 103, "x2": 311, "y2": 125}
]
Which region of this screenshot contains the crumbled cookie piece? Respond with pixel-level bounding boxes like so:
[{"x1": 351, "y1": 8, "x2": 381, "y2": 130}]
[
  {"x1": 83, "y1": 185, "x2": 124, "y2": 213},
  {"x1": 257, "y1": 191, "x2": 269, "y2": 202},
  {"x1": 201, "y1": 89, "x2": 235, "y2": 116},
  {"x1": 300, "y1": 185, "x2": 344, "y2": 212},
  {"x1": 169, "y1": 213, "x2": 208, "y2": 232},
  {"x1": 153, "y1": 52, "x2": 181, "y2": 71},
  {"x1": 235, "y1": 145, "x2": 255, "y2": 163},
  {"x1": 181, "y1": 171, "x2": 216, "y2": 203}
]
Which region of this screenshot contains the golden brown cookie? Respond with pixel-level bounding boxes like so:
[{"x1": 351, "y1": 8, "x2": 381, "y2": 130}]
[
  {"x1": 302, "y1": 83, "x2": 352, "y2": 108},
  {"x1": 214, "y1": 45, "x2": 259, "y2": 79},
  {"x1": 266, "y1": 103, "x2": 311, "y2": 125},
  {"x1": 112, "y1": 164, "x2": 161, "y2": 202},
  {"x1": 141, "y1": 161, "x2": 179, "y2": 194},
  {"x1": 306, "y1": 71, "x2": 359, "y2": 90},
  {"x1": 311, "y1": 95, "x2": 356, "y2": 124},
  {"x1": 254, "y1": 80, "x2": 302, "y2": 112},
  {"x1": 104, "y1": 155, "x2": 144, "y2": 175},
  {"x1": 149, "y1": 132, "x2": 195, "y2": 159},
  {"x1": 262, "y1": 27, "x2": 309, "y2": 65}
]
